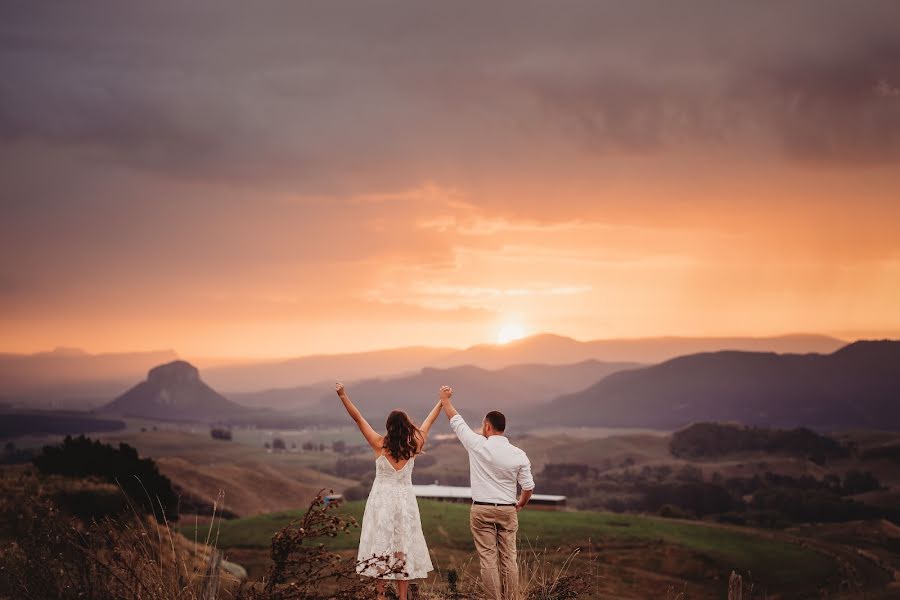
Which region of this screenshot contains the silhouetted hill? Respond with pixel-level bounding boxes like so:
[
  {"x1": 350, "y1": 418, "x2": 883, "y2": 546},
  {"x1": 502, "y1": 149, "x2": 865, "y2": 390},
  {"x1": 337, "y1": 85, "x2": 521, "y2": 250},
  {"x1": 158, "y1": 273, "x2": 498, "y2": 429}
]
[
  {"x1": 0, "y1": 347, "x2": 180, "y2": 387},
  {"x1": 436, "y1": 333, "x2": 847, "y2": 370},
  {"x1": 0, "y1": 410, "x2": 126, "y2": 439},
  {"x1": 200, "y1": 332, "x2": 844, "y2": 392},
  {"x1": 315, "y1": 359, "x2": 640, "y2": 423},
  {"x1": 670, "y1": 422, "x2": 850, "y2": 462},
  {"x1": 538, "y1": 340, "x2": 900, "y2": 431},
  {"x1": 0, "y1": 348, "x2": 179, "y2": 409},
  {"x1": 227, "y1": 360, "x2": 638, "y2": 431},
  {"x1": 97, "y1": 361, "x2": 249, "y2": 423},
  {"x1": 227, "y1": 382, "x2": 326, "y2": 410},
  {"x1": 200, "y1": 346, "x2": 456, "y2": 392}
]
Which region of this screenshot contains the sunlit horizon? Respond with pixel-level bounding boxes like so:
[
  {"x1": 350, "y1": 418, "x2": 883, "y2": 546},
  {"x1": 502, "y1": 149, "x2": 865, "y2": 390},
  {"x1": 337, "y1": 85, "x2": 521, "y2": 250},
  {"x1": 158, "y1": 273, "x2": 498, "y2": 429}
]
[
  {"x1": 4, "y1": 327, "x2": 898, "y2": 363},
  {"x1": 2, "y1": 4, "x2": 899, "y2": 362}
]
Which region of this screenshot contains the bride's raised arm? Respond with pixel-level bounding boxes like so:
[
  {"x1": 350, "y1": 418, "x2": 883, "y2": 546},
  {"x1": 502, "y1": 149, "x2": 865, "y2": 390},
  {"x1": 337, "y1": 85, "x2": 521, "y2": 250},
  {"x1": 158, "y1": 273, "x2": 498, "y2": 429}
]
[
  {"x1": 334, "y1": 382, "x2": 382, "y2": 452},
  {"x1": 417, "y1": 397, "x2": 443, "y2": 450}
]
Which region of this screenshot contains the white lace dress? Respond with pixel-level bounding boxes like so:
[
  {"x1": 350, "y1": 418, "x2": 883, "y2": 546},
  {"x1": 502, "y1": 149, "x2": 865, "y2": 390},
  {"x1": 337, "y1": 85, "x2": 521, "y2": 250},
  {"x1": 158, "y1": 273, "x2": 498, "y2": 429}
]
[{"x1": 356, "y1": 454, "x2": 434, "y2": 580}]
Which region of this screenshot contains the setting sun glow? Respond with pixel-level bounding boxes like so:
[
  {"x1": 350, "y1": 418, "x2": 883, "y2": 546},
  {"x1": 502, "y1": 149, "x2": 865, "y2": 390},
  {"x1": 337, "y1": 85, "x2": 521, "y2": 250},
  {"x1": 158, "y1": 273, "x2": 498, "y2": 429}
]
[{"x1": 496, "y1": 323, "x2": 526, "y2": 345}]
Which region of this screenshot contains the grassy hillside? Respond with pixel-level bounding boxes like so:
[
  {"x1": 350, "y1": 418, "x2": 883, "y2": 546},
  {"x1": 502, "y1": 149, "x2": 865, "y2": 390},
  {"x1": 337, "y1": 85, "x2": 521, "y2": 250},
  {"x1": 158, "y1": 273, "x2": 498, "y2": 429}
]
[
  {"x1": 95, "y1": 430, "x2": 357, "y2": 516},
  {"x1": 197, "y1": 500, "x2": 837, "y2": 596}
]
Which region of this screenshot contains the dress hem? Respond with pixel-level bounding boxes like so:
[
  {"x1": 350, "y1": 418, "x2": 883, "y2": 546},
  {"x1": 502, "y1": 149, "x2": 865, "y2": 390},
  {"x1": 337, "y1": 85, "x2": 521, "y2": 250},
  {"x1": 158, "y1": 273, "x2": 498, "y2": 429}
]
[{"x1": 357, "y1": 569, "x2": 434, "y2": 581}]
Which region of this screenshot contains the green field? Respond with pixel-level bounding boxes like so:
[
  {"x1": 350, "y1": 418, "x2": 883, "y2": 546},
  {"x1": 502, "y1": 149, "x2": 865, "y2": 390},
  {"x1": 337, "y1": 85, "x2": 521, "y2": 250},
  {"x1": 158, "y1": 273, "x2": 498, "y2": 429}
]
[{"x1": 188, "y1": 500, "x2": 835, "y2": 591}]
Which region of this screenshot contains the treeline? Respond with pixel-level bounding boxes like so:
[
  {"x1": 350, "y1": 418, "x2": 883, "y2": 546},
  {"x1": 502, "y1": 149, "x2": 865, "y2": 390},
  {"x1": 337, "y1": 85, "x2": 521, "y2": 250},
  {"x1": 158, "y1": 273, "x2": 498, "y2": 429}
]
[
  {"x1": 221, "y1": 412, "x2": 344, "y2": 429},
  {"x1": 861, "y1": 443, "x2": 900, "y2": 462},
  {"x1": 33, "y1": 434, "x2": 178, "y2": 522},
  {"x1": 536, "y1": 461, "x2": 895, "y2": 527},
  {"x1": 0, "y1": 411, "x2": 125, "y2": 438},
  {"x1": 670, "y1": 422, "x2": 850, "y2": 464},
  {"x1": 1, "y1": 441, "x2": 35, "y2": 465}
]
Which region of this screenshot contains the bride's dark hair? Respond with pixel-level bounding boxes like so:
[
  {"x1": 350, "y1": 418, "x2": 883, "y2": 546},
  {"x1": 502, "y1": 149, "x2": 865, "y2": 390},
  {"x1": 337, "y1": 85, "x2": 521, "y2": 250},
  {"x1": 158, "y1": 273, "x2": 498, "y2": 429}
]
[{"x1": 383, "y1": 410, "x2": 423, "y2": 461}]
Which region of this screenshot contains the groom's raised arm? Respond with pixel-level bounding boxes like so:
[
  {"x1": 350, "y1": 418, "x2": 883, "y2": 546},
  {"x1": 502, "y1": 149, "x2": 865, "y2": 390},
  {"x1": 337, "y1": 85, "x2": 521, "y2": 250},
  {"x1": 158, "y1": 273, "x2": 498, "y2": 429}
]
[
  {"x1": 440, "y1": 386, "x2": 484, "y2": 451},
  {"x1": 439, "y1": 386, "x2": 458, "y2": 420}
]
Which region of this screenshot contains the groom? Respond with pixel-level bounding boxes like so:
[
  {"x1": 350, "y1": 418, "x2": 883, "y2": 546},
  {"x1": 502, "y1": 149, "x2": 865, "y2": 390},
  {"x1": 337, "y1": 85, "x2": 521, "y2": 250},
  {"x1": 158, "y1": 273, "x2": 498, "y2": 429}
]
[{"x1": 438, "y1": 385, "x2": 534, "y2": 600}]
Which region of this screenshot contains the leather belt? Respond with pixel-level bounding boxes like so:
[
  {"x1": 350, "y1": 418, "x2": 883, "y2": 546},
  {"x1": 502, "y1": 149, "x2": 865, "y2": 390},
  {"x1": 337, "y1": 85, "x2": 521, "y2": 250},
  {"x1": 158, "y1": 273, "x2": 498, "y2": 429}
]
[{"x1": 472, "y1": 500, "x2": 515, "y2": 507}]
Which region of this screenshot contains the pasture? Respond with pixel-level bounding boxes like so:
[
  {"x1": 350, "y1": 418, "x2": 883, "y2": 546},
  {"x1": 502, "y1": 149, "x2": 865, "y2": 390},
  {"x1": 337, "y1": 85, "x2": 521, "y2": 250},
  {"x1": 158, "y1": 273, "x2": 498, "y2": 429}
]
[{"x1": 192, "y1": 500, "x2": 840, "y2": 598}]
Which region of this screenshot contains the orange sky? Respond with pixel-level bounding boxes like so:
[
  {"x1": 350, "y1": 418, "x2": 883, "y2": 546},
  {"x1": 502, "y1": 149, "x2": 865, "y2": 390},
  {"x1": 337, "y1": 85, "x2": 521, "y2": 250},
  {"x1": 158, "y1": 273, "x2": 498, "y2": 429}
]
[{"x1": 2, "y1": 3, "x2": 899, "y2": 358}]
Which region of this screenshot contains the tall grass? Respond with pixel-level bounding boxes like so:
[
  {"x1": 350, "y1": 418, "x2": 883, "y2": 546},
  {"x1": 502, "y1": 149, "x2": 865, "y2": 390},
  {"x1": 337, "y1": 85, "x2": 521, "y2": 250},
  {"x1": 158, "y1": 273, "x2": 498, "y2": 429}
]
[
  {"x1": 3, "y1": 470, "x2": 771, "y2": 599},
  {"x1": 0, "y1": 467, "x2": 233, "y2": 600}
]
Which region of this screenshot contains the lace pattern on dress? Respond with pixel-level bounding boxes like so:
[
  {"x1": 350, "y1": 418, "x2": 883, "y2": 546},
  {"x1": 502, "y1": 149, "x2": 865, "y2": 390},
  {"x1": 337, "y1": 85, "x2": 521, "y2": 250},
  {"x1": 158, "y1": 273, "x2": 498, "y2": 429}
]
[{"x1": 356, "y1": 454, "x2": 434, "y2": 580}]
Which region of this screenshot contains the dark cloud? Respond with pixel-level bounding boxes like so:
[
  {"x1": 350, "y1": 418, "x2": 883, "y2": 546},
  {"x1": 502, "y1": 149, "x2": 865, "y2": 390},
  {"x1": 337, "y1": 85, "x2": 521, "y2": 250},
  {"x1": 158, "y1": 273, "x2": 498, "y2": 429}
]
[
  {"x1": 729, "y1": 40, "x2": 900, "y2": 164},
  {"x1": 1, "y1": 1, "x2": 899, "y2": 195}
]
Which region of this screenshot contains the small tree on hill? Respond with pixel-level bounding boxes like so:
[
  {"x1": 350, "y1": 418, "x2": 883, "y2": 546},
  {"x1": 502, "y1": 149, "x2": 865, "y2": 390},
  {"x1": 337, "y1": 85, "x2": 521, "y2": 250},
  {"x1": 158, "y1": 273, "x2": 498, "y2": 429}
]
[
  {"x1": 33, "y1": 434, "x2": 178, "y2": 522},
  {"x1": 210, "y1": 427, "x2": 233, "y2": 441}
]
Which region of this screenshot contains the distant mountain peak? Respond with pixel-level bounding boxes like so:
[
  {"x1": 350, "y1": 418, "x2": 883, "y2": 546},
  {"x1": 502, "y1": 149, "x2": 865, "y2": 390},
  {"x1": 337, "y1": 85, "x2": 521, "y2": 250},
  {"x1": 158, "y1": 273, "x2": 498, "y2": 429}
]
[
  {"x1": 148, "y1": 360, "x2": 200, "y2": 383},
  {"x1": 464, "y1": 332, "x2": 579, "y2": 351},
  {"x1": 507, "y1": 332, "x2": 578, "y2": 345},
  {"x1": 833, "y1": 339, "x2": 900, "y2": 352},
  {"x1": 98, "y1": 360, "x2": 246, "y2": 423},
  {"x1": 41, "y1": 346, "x2": 90, "y2": 357}
]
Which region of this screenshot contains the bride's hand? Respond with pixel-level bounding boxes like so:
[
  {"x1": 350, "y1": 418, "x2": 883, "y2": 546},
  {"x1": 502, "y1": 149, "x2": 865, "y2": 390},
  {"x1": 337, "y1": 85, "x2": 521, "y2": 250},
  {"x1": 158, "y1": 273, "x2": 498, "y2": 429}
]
[{"x1": 335, "y1": 382, "x2": 346, "y2": 398}]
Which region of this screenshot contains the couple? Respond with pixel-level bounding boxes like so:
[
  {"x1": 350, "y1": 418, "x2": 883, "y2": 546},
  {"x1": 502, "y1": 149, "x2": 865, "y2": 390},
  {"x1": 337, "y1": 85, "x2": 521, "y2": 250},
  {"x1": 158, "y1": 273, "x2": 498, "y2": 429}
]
[{"x1": 335, "y1": 382, "x2": 535, "y2": 600}]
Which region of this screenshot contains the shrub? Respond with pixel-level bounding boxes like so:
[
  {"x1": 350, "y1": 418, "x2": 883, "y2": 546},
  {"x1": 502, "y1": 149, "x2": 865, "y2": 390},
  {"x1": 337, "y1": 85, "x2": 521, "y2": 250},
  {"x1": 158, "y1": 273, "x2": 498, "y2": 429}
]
[
  {"x1": 331, "y1": 457, "x2": 372, "y2": 479},
  {"x1": 658, "y1": 503, "x2": 695, "y2": 520},
  {"x1": 210, "y1": 428, "x2": 233, "y2": 441},
  {"x1": 32, "y1": 434, "x2": 179, "y2": 522},
  {"x1": 234, "y1": 490, "x2": 402, "y2": 600},
  {"x1": 841, "y1": 469, "x2": 881, "y2": 495},
  {"x1": 670, "y1": 422, "x2": 849, "y2": 463},
  {"x1": 0, "y1": 473, "x2": 231, "y2": 600}
]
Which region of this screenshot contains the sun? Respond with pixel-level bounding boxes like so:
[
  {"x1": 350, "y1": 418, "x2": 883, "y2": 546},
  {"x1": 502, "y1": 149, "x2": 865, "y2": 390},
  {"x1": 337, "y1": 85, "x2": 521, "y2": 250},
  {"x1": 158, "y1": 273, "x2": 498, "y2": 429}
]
[{"x1": 496, "y1": 323, "x2": 526, "y2": 345}]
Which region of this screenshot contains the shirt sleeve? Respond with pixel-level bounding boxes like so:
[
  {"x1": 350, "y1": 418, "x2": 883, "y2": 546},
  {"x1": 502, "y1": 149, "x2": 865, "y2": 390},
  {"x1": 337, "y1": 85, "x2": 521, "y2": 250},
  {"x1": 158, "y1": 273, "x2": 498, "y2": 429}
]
[
  {"x1": 517, "y1": 457, "x2": 535, "y2": 491},
  {"x1": 449, "y1": 414, "x2": 485, "y2": 452}
]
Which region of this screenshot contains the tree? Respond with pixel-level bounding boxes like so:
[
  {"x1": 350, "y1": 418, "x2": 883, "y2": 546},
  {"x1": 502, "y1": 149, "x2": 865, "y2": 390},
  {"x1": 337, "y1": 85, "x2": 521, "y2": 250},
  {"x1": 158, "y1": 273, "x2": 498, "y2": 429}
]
[
  {"x1": 32, "y1": 435, "x2": 178, "y2": 522},
  {"x1": 210, "y1": 427, "x2": 233, "y2": 441},
  {"x1": 841, "y1": 470, "x2": 881, "y2": 495}
]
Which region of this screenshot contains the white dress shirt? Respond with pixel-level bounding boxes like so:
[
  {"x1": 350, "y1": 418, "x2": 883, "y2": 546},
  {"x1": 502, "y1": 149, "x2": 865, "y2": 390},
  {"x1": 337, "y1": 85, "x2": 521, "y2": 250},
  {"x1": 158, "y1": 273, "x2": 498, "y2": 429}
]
[{"x1": 449, "y1": 414, "x2": 535, "y2": 504}]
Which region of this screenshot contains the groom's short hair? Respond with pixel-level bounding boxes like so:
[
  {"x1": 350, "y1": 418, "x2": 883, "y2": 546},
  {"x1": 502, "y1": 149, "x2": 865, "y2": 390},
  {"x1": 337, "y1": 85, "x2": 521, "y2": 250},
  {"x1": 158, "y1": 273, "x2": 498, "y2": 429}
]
[{"x1": 485, "y1": 411, "x2": 506, "y2": 432}]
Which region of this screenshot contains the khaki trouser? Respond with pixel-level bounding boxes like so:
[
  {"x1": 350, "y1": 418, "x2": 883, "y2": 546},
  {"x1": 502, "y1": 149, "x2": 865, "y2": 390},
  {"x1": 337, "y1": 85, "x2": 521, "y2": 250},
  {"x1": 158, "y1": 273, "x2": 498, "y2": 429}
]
[{"x1": 470, "y1": 504, "x2": 519, "y2": 600}]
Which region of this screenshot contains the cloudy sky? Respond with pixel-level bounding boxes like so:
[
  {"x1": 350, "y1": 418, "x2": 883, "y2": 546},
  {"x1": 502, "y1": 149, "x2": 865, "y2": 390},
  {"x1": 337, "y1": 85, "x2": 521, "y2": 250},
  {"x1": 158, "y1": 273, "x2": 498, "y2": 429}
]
[{"x1": 2, "y1": 1, "x2": 900, "y2": 358}]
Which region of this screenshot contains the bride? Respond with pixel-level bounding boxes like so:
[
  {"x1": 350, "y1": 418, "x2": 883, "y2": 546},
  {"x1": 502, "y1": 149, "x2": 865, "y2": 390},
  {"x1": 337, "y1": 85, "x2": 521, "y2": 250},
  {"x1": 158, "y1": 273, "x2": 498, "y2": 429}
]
[{"x1": 335, "y1": 382, "x2": 439, "y2": 600}]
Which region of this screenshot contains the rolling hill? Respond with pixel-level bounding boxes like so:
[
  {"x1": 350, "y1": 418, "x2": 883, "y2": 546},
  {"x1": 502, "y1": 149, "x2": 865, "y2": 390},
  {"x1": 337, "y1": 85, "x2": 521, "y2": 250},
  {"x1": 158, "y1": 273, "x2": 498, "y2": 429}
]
[
  {"x1": 3, "y1": 334, "x2": 846, "y2": 400},
  {"x1": 198, "y1": 332, "x2": 845, "y2": 392},
  {"x1": 200, "y1": 500, "x2": 846, "y2": 597},
  {"x1": 230, "y1": 359, "x2": 640, "y2": 421},
  {"x1": 434, "y1": 332, "x2": 847, "y2": 370},
  {"x1": 198, "y1": 345, "x2": 457, "y2": 392},
  {"x1": 0, "y1": 347, "x2": 180, "y2": 409},
  {"x1": 538, "y1": 340, "x2": 900, "y2": 430}
]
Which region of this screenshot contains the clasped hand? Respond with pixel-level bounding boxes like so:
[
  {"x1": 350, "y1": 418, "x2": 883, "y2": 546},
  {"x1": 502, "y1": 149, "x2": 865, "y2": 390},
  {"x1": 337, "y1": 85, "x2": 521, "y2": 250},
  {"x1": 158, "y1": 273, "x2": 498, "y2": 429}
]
[{"x1": 439, "y1": 385, "x2": 452, "y2": 403}]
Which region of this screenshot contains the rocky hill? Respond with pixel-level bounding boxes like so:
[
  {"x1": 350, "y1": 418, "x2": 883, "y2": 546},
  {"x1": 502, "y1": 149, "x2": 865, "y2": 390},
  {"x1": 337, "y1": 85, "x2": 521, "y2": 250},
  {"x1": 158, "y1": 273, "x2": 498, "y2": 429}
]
[{"x1": 97, "y1": 360, "x2": 249, "y2": 423}]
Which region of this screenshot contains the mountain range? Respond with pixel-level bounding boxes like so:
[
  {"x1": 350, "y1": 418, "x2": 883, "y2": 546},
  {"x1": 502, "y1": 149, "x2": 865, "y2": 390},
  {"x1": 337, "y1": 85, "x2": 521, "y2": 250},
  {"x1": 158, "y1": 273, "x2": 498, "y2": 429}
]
[
  {"x1": 15, "y1": 338, "x2": 896, "y2": 431},
  {"x1": 0, "y1": 334, "x2": 847, "y2": 404},
  {"x1": 296, "y1": 360, "x2": 640, "y2": 422},
  {"x1": 199, "y1": 333, "x2": 845, "y2": 392},
  {"x1": 537, "y1": 340, "x2": 900, "y2": 431},
  {"x1": 0, "y1": 347, "x2": 179, "y2": 409}
]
